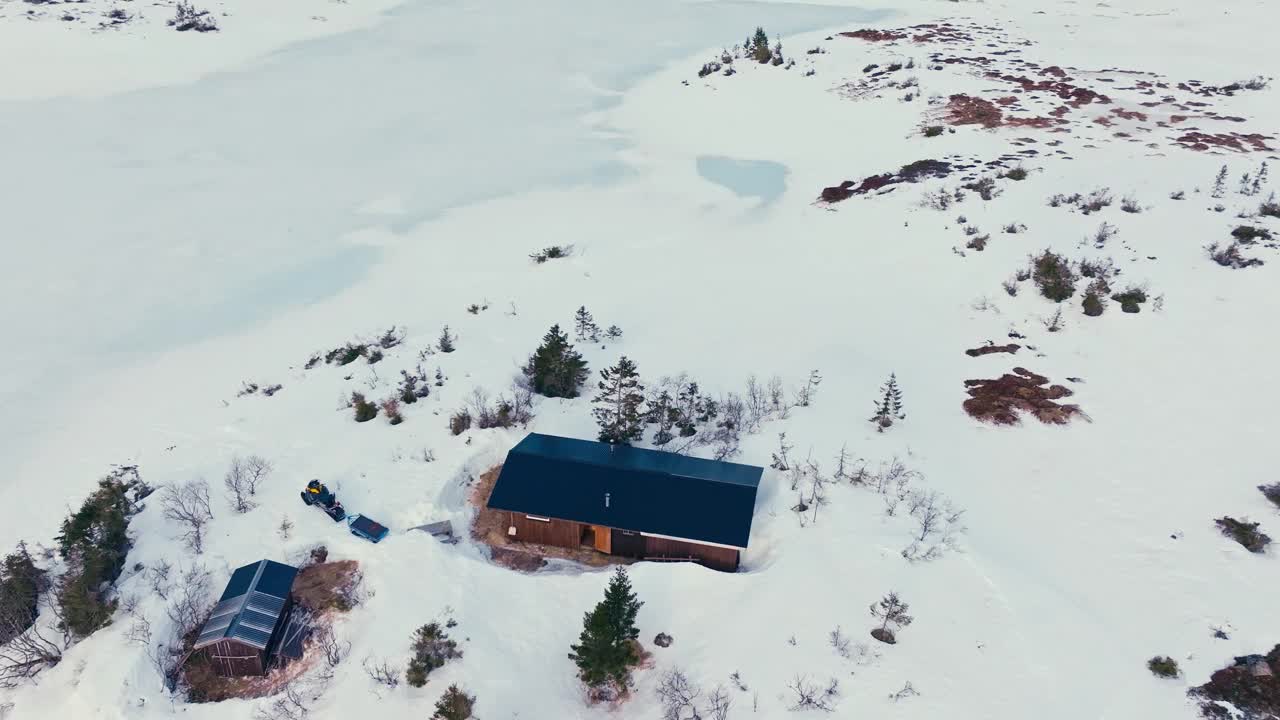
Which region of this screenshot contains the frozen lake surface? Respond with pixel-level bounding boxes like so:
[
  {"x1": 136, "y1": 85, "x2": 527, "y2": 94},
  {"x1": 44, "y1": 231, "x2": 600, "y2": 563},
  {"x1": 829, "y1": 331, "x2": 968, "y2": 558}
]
[{"x1": 696, "y1": 155, "x2": 790, "y2": 203}]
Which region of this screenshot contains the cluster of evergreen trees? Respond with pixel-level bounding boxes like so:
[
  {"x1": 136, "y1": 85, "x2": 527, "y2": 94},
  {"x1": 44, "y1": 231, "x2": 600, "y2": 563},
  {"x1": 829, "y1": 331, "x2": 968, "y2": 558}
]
[
  {"x1": 0, "y1": 544, "x2": 44, "y2": 643},
  {"x1": 55, "y1": 471, "x2": 143, "y2": 638}
]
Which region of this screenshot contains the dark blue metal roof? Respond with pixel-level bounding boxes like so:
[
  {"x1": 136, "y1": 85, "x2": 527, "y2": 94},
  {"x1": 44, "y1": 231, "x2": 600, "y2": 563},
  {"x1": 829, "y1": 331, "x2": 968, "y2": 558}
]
[
  {"x1": 487, "y1": 433, "x2": 762, "y2": 548},
  {"x1": 195, "y1": 560, "x2": 298, "y2": 651}
]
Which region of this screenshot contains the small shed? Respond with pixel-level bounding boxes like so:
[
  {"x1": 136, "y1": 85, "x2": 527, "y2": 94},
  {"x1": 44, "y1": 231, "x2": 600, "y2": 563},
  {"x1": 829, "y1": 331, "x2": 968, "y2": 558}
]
[
  {"x1": 486, "y1": 433, "x2": 762, "y2": 571},
  {"x1": 193, "y1": 559, "x2": 299, "y2": 677}
]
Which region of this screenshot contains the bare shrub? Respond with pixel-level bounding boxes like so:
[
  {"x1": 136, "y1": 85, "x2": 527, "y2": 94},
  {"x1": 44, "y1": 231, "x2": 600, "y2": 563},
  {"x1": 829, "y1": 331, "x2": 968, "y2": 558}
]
[
  {"x1": 889, "y1": 681, "x2": 920, "y2": 701},
  {"x1": 786, "y1": 675, "x2": 837, "y2": 712},
  {"x1": 829, "y1": 626, "x2": 851, "y2": 659},
  {"x1": 1120, "y1": 195, "x2": 1142, "y2": 213},
  {"x1": 902, "y1": 490, "x2": 966, "y2": 561},
  {"x1": 1207, "y1": 241, "x2": 1264, "y2": 269},
  {"x1": 224, "y1": 455, "x2": 271, "y2": 513},
  {"x1": 164, "y1": 564, "x2": 212, "y2": 638},
  {"x1": 1091, "y1": 222, "x2": 1117, "y2": 248},
  {"x1": 381, "y1": 398, "x2": 404, "y2": 426},
  {"x1": 363, "y1": 656, "x2": 401, "y2": 688},
  {"x1": 253, "y1": 682, "x2": 310, "y2": 720},
  {"x1": 1048, "y1": 192, "x2": 1081, "y2": 208},
  {"x1": 962, "y1": 176, "x2": 1001, "y2": 201},
  {"x1": 1080, "y1": 188, "x2": 1113, "y2": 214},
  {"x1": 160, "y1": 480, "x2": 214, "y2": 554},
  {"x1": 0, "y1": 600, "x2": 63, "y2": 687},
  {"x1": 314, "y1": 626, "x2": 350, "y2": 669}
]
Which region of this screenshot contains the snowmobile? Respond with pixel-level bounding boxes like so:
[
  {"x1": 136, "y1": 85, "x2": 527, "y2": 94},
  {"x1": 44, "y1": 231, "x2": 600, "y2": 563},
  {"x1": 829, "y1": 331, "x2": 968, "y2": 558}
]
[{"x1": 300, "y1": 479, "x2": 346, "y2": 521}]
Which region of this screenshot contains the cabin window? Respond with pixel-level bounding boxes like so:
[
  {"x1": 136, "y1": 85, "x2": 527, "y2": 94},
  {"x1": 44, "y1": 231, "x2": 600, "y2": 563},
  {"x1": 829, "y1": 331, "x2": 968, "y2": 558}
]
[{"x1": 525, "y1": 515, "x2": 551, "y2": 522}]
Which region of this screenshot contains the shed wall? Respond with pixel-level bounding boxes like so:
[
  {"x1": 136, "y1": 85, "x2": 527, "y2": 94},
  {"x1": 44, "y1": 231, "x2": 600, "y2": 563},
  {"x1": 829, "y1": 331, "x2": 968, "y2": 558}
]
[{"x1": 201, "y1": 639, "x2": 265, "y2": 677}]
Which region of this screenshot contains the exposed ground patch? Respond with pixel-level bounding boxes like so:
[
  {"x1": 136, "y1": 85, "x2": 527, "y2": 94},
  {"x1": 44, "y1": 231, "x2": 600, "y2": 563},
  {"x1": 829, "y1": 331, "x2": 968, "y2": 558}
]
[{"x1": 963, "y1": 367, "x2": 1084, "y2": 425}]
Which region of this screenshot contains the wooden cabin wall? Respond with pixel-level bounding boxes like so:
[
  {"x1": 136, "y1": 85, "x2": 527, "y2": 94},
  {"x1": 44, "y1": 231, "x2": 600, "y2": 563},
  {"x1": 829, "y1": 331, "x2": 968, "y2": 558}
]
[
  {"x1": 643, "y1": 536, "x2": 740, "y2": 572},
  {"x1": 508, "y1": 513, "x2": 580, "y2": 548},
  {"x1": 202, "y1": 639, "x2": 265, "y2": 677}
]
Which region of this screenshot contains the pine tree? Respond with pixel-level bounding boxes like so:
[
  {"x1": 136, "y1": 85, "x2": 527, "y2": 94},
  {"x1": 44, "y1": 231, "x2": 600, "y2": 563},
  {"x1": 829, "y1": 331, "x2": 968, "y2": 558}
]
[
  {"x1": 675, "y1": 381, "x2": 702, "y2": 437},
  {"x1": 568, "y1": 567, "x2": 644, "y2": 691},
  {"x1": 752, "y1": 27, "x2": 771, "y2": 63},
  {"x1": 593, "y1": 357, "x2": 645, "y2": 445},
  {"x1": 1211, "y1": 164, "x2": 1229, "y2": 198},
  {"x1": 406, "y1": 621, "x2": 461, "y2": 687},
  {"x1": 1251, "y1": 161, "x2": 1269, "y2": 195},
  {"x1": 869, "y1": 373, "x2": 905, "y2": 432},
  {"x1": 524, "y1": 324, "x2": 589, "y2": 398},
  {"x1": 604, "y1": 325, "x2": 623, "y2": 341},
  {"x1": 869, "y1": 592, "x2": 913, "y2": 639},
  {"x1": 432, "y1": 684, "x2": 476, "y2": 720},
  {"x1": 438, "y1": 326, "x2": 456, "y2": 353},
  {"x1": 648, "y1": 390, "x2": 676, "y2": 448},
  {"x1": 574, "y1": 306, "x2": 600, "y2": 342},
  {"x1": 0, "y1": 543, "x2": 44, "y2": 643},
  {"x1": 1239, "y1": 172, "x2": 1252, "y2": 195}
]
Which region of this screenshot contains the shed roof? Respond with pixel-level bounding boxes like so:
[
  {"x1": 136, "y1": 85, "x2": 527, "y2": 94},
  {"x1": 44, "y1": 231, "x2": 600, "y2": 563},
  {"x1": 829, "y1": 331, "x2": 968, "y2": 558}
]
[
  {"x1": 487, "y1": 433, "x2": 762, "y2": 548},
  {"x1": 194, "y1": 560, "x2": 298, "y2": 651}
]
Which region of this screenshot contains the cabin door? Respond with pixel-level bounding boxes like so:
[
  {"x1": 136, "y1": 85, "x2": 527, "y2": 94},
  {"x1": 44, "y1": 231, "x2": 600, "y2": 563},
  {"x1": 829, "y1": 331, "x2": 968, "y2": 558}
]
[{"x1": 592, "y1": 525, "x2": 611, "y2": 554}]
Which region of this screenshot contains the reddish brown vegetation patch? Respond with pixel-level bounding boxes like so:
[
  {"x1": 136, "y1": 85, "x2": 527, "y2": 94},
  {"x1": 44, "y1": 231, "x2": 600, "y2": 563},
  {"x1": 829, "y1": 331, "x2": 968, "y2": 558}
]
[
  {"x1": 1006, "y1": 116, "x2": 1064, "y2": 129},
  {"x1": 1040, "y1": 66, "x2": 1068, "y2": 78},
  {"x1": 963, "y1": 367, "x2": 1083, "y2": 425},
  {"x1": 910, "y1": 23, "x2": 973, "y2": 44},
  {"x1": 945, "y1": 94, "x2": 1004, "y2": 128},
  {"x1": 985, "y1": 72, "x2": 1111, "y2": 107},
  {"x1": 965, "y1": 344, "x2": 1020, "y2": 357},
  {"x1": 292, "y1": 560, "x2": 360, "y2": 613},
  {"x1": 1176, "y1": 131, "x2": 1274, "y2": 152},
  {"x1": 1111, "y1": 107, "x2": 1149, "y2": 121},
  {"x1": 839, "y1": 29, "x2": 906, "y2": 42},
  {"x1": 819, "y1": 160, "x2": 952, "y2": 204}
]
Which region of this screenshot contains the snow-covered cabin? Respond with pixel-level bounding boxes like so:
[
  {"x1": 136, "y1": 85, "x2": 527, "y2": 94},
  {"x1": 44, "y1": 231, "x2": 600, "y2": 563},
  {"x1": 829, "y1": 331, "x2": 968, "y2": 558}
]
[
  {"x1": 487, "y1": 433, "x2": 762, "y2": 572},
  {"x1": 192, "y1": 559, "x2": 299, "y2": 677}
]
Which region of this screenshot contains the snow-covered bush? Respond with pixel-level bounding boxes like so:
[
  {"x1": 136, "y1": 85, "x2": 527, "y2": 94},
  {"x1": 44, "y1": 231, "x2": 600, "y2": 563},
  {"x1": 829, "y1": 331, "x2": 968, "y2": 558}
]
[
  {"x1": 1110, "y1": 286, "x2": 1148, "y2": 314},
  {"x1": 351, "y1": 392, "x2": 378, "y2": 423},
  {"x1": 168, "y1": 2, "x2": 218, "y2": 32},
  {"x1": 529, "y1": 245, "x2": 573, "y2": 264},
  {"x1": 1260, "y1": 483, "x2": 1280, "y2": 510},
  {"x1": 1215, "y1": 516, "x2": 1272, "y2": 553},
  {"x1": 1147, "y1": 656, "x2": 1179, "y2": 678},
  {"x1": 432, "y1": 684, "x2": 476, "y2": 720},
  {"x1": 1030, "y1": 249, "x2": 1078, "y2": 302},
  {"x1": 405, "y1": 621, "x2": 461, "y2": 687}
]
